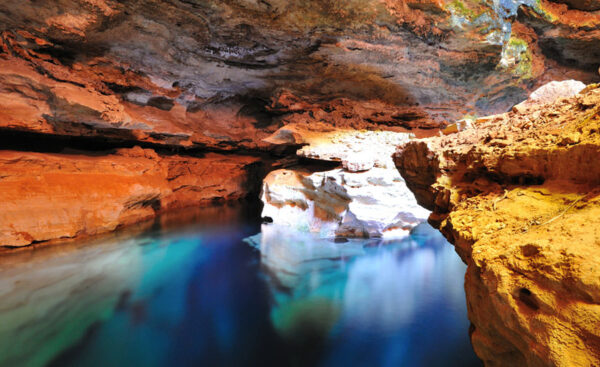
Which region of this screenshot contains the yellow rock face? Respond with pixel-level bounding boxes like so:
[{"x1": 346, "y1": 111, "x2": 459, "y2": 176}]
[
  {"x1": 446, "y1": 185, "x2": 600, "y2": 367},
  {"x1": 395, "y1": 85, "x2": 600, "y2": 366}
]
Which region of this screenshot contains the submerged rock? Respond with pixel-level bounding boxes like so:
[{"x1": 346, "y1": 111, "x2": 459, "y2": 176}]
[
  {"x1": 394, "y1": 83, "x2": 600, "y2": 366},
  {"x1": 0, "y1": 234, "x2": 144, "y2": 367}
]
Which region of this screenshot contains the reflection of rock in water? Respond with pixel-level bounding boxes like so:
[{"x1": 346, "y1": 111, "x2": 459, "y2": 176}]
[
  {"x1": 0, "y1": 235, "x2": 145, "y2": 367},
  {"x1": 245, "y1": 224, "x2": 366, "y2": 341},
  {"x1": 246, "y1": 223, "x2": 467, "y2": 343},
  {"x1": 344, "y1": 249, "x2": 435, "y2": 331},
  {"x1": 343, "y1": 231, "x2": 466, "y2": 332},
  {"x1": 246, "y1": 224, "x2": 367, "y2": 289}
]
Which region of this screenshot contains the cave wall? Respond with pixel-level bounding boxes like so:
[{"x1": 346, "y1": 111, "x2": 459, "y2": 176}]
[
  {"x1": 2, "y1": 0, "x2": 600, "y2": 247},
  {"x1": 394, "y1": 85, "x2": 600, "y2": 367}
]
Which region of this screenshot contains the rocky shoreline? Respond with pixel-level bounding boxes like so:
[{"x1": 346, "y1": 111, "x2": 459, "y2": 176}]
[{"x1": 395, "y1": 83, "x2": 600, "y2": 366}]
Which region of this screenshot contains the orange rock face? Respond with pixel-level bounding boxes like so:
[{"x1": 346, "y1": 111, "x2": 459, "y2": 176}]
[
  {"x1": 395, "y1": 85, "x2": 600, "y2": 366},
  {"x1": 0, "y1": 148, "x2": 261, "y2": 247}
]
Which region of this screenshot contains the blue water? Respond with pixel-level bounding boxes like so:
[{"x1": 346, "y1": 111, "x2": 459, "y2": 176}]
[{"x1": 0, "y1": 205, "x2": 481, "y2": 367}]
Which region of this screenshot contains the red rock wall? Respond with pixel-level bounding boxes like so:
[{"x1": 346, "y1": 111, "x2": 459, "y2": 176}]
[{"x1": 0, "y1": 147, "x2": 261, "y2": 247}]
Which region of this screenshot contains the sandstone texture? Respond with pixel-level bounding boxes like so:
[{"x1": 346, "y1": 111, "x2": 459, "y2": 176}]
[
  {"x1": 2, "y1": 0, "x2": 600, "y2": 247},
  {"x1": 394, "y1": 83, "x2": 600, "y2": 366},
  {"x1": 0, "y1": 147, "x2": 261, "y2": 247}
]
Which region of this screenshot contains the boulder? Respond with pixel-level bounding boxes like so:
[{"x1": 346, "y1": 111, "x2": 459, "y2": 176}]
[{"x1": 514, "y1": 80, "x2": 586, "y2": 111}]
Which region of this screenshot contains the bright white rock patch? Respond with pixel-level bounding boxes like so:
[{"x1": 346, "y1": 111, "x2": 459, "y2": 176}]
[{"x1": 261, "y1": 167, "x2": 430, "y2": 239}]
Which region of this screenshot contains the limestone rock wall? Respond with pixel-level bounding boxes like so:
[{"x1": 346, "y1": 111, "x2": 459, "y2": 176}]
[{"x1": 394, "y1": 83, "x2": 600, "y2": 366}]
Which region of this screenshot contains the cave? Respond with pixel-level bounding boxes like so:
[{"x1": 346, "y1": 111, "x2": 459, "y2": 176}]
[{"x1": 1, "y1": 1, "x2": 599, "y2": 366}]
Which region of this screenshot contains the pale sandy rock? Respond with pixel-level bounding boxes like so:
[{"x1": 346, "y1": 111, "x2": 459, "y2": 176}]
[
  {"x1": 342, "y1": 153, "x2": 375, "y2": 172},
  {"x1": 515, "y1": 80, "x2": 586, "y2": 110},
  {"x1": 261, "y1": 168, "x2": 429, "y2": 239},
  {"x1": 265, "y1": 124, "x2": 415, "y2": 169}
]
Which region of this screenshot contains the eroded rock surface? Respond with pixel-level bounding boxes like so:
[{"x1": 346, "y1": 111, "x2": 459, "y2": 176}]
[
  {"x1": 262, "y1": 167, "x2": 429, "y2": 238},
  {"x1": 394, "y1": 83, "x2": 600, "y2": 366},
  {"x1": 262, "y1": 126, "x2": 429, "y2": 238},
  {"x1": 2, "y1": 0, "x2": 600, "y2": 247},
  {"x1": 0, "y1": 147, "x2": 261, "y2": 246},
  {"x1": 1, "y1": 0, "x2": 599, "y2": 151}
]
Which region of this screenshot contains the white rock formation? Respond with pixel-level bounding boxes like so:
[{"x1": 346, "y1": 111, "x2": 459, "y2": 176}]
[
  {"x1": 342, "y1": 153, "x2": 375, "y2": 172},
  {"x1": 515, "y1": 80, "x2": 586, "y2": 111},
  {"x1": 296, "y1": 129, "x2": 414, "y2": 169},
  {"x1": 262, "y1": 124, "x2": 430, "y2": 239},
  {"x1": 261, "y1": 167, "x2": 430, "y2": 239}
]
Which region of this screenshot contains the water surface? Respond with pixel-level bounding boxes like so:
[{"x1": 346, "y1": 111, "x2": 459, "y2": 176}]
[{"x1": 0, "y1": 204, "x2": 481, "y2": 367}]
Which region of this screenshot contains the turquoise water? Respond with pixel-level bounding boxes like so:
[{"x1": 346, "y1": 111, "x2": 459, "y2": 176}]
[{"x1": 0, "y1": 205, "x2": 481, "y2": 367}]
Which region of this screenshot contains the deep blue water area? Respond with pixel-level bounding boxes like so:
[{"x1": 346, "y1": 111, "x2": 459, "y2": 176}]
[{"x1": 0, "y1": 204, "x2": 482, "y2": 367}]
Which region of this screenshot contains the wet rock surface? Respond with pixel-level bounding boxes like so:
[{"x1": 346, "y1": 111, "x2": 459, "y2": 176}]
[{"x1": 394, "y1": 83, "x2": 600, "y2": 366}]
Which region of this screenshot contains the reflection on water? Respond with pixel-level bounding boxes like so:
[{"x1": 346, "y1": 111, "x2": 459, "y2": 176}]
[
  {"x1": 247, "y1": 224, "x2": 480, "y2": 367},
  {"x1": 0, "y1": 205, "x2": 481, "y2": 367},
  {"x1": 0, "y1": 233, "x2": 143, "y2": 367}
]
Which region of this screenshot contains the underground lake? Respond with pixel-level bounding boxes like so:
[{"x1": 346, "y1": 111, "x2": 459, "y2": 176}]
[
  {"x1": 0, "y1": 204, "x2": 481, "y2": 367},
  {"x1": 2, "y1": 0, "x2": 600, "y2": 365}
]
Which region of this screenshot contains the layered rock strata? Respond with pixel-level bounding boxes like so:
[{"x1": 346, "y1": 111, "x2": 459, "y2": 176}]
[
  {"x1": 0, "y1": 147, "x2": 261, "y2": 247},
  {"x1": 1, "y1": 0, "x2": 599, "y2": 152},
  {"x1": 394, "y1": 83, "x2": 600, "y2": 366},
  {"x1": 2, "y1": 0, "x2": 600, "y2": 248}
]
